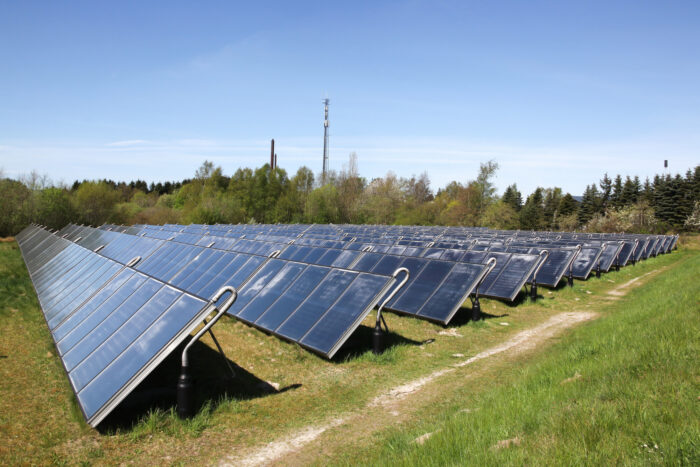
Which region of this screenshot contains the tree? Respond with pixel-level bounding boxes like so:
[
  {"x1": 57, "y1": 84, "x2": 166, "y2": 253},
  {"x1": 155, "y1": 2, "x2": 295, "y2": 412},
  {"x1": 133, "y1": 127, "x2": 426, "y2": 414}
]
[
  {"x1": 558, "y1": 193, "x2": 578, "y2": 217},
  {"x1": 684, "y1": 201, "x2": 700, "y2": 232},
  {"x1": 195, "y1": 160, "x2": 215, "y2": 180},
  {"x1": 35, "y1": 187, "x2": 74, "y2": 230},
  {"x1": 502, "y1": 184, "x2": 522, "y2": 212},
  {"x1": 520, "y1": 188, "x2": 545, "y2": 230},
  {"x1": 336, "y1": 153, "x2": 365, "y2": 223},
  {"x1": 306, "y1": 183, "x2": 340, "y2": 223},
  {"x1": 641, "y1": 177, "x2": 654, "y2": 204},
  {"x1": 0, "y1": 178, "x2": 32, "y2": 236},
  {"x1": 620, "y1": 176, "x2": 639, "y2": 206},
  {"x1": 72, "y1": 181, "x2": 120, "y2": 225},
  {"x1": 599, "y1": 173, "x2": 612, "y2": 211},
  {"x1": 480, "y1": 201, "x2": 520, "y2": 230},
  {"x1": 362, "y1": 172, "x2": 404, "y2": 224},
  {"x1": 542, "y1": 187, "x2": 563, "y2": 229},
  {"x1": 475, "y1": 160, "x2": 499, "y2": 216},
  {"x1": 578, "y1": 184, "x2": 601, "y2": 225},
  {"x1": 611, "y1": 174, "x2": 623, "y2": 208}
]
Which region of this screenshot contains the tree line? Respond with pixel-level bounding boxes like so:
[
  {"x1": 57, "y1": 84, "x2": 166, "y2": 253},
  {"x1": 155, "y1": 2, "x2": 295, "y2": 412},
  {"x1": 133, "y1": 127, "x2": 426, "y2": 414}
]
[{"x1": 1, "y1": 156, "x2": 698, "y2": 237}]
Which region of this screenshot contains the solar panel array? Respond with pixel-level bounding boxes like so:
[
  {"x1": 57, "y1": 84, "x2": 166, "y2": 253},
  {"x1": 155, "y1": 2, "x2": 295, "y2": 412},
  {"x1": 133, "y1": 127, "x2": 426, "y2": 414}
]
[{"x1": 16, "y1": 222, "x2": 676, "y2": 426}]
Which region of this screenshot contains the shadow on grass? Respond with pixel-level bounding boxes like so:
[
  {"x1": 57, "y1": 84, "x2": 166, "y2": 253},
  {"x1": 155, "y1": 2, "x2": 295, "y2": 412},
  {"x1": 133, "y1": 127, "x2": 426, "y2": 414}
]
[
  {"x1": 98, "y1": 340, "x2": 301, "y2": 432},
  {"x1": 331, "y1": 324, "x2": 424, "y2": 362},
  {"x1": 448, "y1": 305, "x2": 510, "y2": 327}
]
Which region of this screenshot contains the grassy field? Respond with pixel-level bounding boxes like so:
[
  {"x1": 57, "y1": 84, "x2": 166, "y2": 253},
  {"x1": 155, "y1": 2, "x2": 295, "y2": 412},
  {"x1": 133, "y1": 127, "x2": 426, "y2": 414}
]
[
  {"x1": 0, "y1": 237, "x2": 697, "y2": 465},
  {"x1": 334, "y1": 239, "x2": 699, "y2": 466}
]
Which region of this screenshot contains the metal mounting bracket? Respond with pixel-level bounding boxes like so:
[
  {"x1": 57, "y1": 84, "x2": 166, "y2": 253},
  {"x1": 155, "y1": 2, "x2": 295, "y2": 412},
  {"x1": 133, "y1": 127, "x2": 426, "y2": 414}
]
[
  {"x1": 373, "y1": 267, "x2": 410, "y2": 355},
  {"x1": 471, "y1": 257, "x2": 497, "y2": 321},
  {"x1": 177, "y1": 285, "x2": 238, "y2": 419},
  {"x1": 568, "y1": 245, "x2": 582, "y2": 287},
  {"x1": 530, "y1": 250, "x2": 549, "y2": 301}
]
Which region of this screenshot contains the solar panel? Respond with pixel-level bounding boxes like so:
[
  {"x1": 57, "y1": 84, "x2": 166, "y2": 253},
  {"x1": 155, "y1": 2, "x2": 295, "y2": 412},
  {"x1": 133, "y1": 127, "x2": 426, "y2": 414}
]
[
  {"x1": 349, "y1": 253, "x2": 490, "y2": 324},
  {"x1": 478, "y1": 252, "x2": 542, "y2": 301},
  {"x1": 525, "y1": 248, "x2": 577, "y2": 287},
  {"x1": 226, "y1": 260, "x2": 397, "y2": 357},
  {"x1": 571, "y1": 246, "x2": 603, "y2": 279},
  {"x1": 596, "y1": 242, "x2": 623, "y2": 272},
  {"x1": 17, "y1": 225, "x2": 221, "y2": 428}
]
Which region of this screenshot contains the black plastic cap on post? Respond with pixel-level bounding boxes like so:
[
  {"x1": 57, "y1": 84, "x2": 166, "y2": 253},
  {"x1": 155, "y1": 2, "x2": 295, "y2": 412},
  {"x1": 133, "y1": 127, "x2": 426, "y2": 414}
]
[
  {"x1": 372, "y1": 322, "x2": 383, "y2": 355},
  {"x1": 177, "y1": 371, "x2": 195, "y2": 419},
  {"x1": 567, "y1": 274, "x2": 574, "y2": 287},
  {"x1": 472, "y1": 297, "x2": 481, "y2": 321}
]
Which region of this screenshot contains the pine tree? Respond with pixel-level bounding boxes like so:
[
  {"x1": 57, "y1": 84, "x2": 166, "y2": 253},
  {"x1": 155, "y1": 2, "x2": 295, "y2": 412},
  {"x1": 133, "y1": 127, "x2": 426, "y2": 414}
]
[
  {"x1": 641, "y1": 177, "x2": 653, "y2": 203},
  {"x1": 620, "y1": 176, "x2": 636, "y2": 206},
  {"x1": 543, "y1": 187, "x2": 563, "y2": 229},
  {"x1": 502, "y1": 184, "x2": 522, "y2": 212},
  {"x1": 599, "y1": 173, "x2": 612, "y2": 211},
  {"x1": 632, "y1": 176, "x2": 641, "y2": 203},
  {"x1": 520, "y1": 188, "x2": 544, "y2": 230},
  {"x1": 578, "y1": 184, "x2": 600, "y2": 225},
  {"x1": 611, "y1": 174, "x2": 623, "y2": 208},
  {"x1": 559, "y1": 193, "x2": 578, "y2": 216}
]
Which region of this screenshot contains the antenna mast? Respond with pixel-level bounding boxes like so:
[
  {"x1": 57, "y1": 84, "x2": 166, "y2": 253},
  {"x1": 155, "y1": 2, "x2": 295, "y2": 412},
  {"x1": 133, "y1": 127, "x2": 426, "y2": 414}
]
[{"x1": 322, "y1": 98, "x2": 330, "y2": 183}]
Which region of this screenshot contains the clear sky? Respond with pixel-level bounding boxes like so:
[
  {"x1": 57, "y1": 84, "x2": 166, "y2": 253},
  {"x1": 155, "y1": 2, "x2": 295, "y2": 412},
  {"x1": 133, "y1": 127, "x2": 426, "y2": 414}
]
[{"x1": 1, "y1": 0, "x2": 698, "y2": 196}]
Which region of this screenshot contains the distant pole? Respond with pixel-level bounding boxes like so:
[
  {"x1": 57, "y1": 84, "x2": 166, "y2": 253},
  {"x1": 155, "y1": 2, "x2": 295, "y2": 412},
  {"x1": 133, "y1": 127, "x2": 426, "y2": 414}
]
[
  {"x1": 322, "y1": 98, "x2": 330, "y2": 183},
  {"x1": 270, "y1": 139, "x2": 275, "y2": 169}
]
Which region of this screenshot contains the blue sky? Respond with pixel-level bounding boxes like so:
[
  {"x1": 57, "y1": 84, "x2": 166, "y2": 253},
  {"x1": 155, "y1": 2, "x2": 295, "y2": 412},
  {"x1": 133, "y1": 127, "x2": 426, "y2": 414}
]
[{"x1": 1, "y1": 0, "x2": 698, "y2": 196}]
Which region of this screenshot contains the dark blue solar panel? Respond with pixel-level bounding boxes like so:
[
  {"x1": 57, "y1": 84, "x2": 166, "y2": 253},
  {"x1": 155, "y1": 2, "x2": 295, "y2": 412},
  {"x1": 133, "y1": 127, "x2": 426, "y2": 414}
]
[
  {"x1": 69, "y1": 282, "x2": 178, "y2": 392},
  {"x1": 528, "y1": 249, "x2": 575, "y2": 287},
  {"x1": 370, "y1": 255, "x2": 405, "y2": 275},
  {"x1": 236, "y1": 261, "x2": 306, "y2": 323},
  {"x1": 76, "y1": 292, "x2": 206, "y2": 421},
  {"x1": 597, "y1": 243, "x2": 622, "y2": 272},
  {"x1": 62, "y1": 276, "x2": 159, "y2": 372},
  {"x1": 53, "y1": 269, "x2": 134, "y2": 343},
  {"x1": 351, "y1": 252, "x2": 384, "y2": 272},
  {"x1": 300, "y1": 273, "x2": 392, "y2": 355},
  {"x1": 416, "y1": 262, "x2": 485, "y2": 323},
  {"x1": 170, "y1": 248, "x2": 222, "y2": 290},
  {"x1": 315, "y1": 249, "x2": 342, "y2": 266},
  {"x1": 255, "y1": 266, "x2": 330, "y2": 330},
  {"x1": 276, "y1": 269, "x2": 356, "y2": 342},
  {"x1": 482, "y1": 254, "x2": 540, "y2": 301},
  {"x1": 226, "y1": 260, "x2": 287, "y2": 315},
  {"x1": 389, "y1": 260, "x2": 454, "y2": 314},
  {"x1": 331, "y1": 250, "x2": 359, "y2": 268},
  {"x1": 571, "y1": 247, "x2": 602, "y2": 279},
  {"x1": 197, "y1": 255, "x2": 265, "y2": 299}
]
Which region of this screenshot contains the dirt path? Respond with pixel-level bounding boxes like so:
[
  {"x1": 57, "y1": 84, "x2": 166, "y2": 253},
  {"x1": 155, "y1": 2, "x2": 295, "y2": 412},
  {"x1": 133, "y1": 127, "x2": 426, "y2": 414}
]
[
  {"x1": 220, "y1": 311, "x2": 598, "y2": 467},
  {"x1": 607, "y1": 267, "x2": 667, "y2": 298}
]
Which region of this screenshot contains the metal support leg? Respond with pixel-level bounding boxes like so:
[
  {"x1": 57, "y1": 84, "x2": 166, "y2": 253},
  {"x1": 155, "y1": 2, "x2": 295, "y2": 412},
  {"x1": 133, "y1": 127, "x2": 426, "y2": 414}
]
[
  {"x1": 372, "y1": 268, "x2": 409, "y2": 355},
  {"x1": 178, "y1": 286, "x2": 237, "y2": 419},
  {"x1": 207, "y1": 327, "x2": 236, "y2": 379}
]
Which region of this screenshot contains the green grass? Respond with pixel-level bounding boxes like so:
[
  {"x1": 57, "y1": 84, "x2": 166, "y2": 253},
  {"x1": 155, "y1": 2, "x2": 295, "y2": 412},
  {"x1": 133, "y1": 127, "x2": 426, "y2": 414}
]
[
  {"x1": 0, "y1": 238, "x2": 697, "y2": 465},
  {"x1": 339, "y1": 247, "x2": 699, "y2": 466}
]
